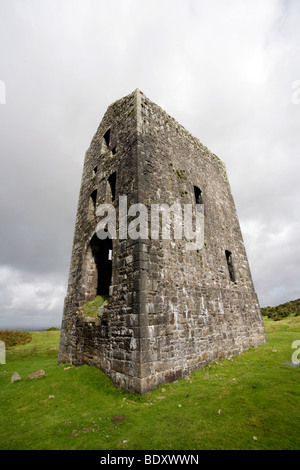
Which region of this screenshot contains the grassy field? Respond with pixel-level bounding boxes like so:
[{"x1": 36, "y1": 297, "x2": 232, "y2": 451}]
[{"x1": 0, "y1": 316, "x2": 300, "y2": 450}]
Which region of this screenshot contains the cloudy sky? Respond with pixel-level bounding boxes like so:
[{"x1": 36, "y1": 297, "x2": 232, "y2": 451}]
[{"x1": 0, "y1": 0, "x2": 299, "y2": 330}]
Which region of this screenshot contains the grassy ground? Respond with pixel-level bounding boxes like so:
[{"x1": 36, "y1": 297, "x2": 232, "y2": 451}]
[{"x1": 0, "y1": 316, "x2": 300, "y2": 450}]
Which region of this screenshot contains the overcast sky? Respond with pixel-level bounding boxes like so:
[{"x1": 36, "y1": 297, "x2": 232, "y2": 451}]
[{"x1": 0, "y1": 0, "x2": 299, "y2": 330}]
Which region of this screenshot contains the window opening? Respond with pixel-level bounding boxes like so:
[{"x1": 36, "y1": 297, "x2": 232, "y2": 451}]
[
  {"x1": 90, "y1": 233, "x2": 112, "y2": 296},
  {"x1": 93, "y1": 166, "x2": 98, "y2": 176},
  {"x1": 104, "y1": 129, "x2": 111, "y2": 149},
  {"x1": 90, "y1": 189, "x2": 97, "y2": 212},
  {"x1": 225, "y1": 250, "x2": 235, "y2": 282},
  {"x1": 194, "y1": 186, "x2": 203, "y2": 204},
  {"x1": 108, "y1": 172, "x2": 117, "y2": 202}
]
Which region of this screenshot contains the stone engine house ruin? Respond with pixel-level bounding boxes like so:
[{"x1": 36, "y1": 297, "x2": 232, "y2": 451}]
[{"x1": 58, "y1": 89, "x2": 267, "y2": 394}]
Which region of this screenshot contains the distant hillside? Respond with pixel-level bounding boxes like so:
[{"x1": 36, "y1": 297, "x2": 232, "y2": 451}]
[
  {"x1": 261, "y1": 298, "x2": 300, "y2": 321},
  {"x1": 0, "y1": 330, "x2": 32, "y2": 349}
]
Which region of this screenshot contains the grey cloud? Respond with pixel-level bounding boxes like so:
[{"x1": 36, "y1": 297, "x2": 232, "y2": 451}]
[{"x1": 0, "y1": 0, "x2": 299, "y2": 329}]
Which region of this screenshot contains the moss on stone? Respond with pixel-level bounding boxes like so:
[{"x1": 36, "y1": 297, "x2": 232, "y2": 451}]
[{"x1": 80, "y1": 295, "x2": 110, "y2": 318}]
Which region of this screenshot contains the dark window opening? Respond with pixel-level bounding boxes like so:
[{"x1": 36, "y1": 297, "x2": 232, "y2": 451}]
[
  {"x1": 93, "y1": 166, "x2": 98, "y2": 176},
  {"x1": 225, "y1": 250, "x2": 235, "y2": 282},
  {"x1": 90, "y1": 234, "x2": 112, "y2": 296},
  {"x1": 90, "y1": 189, "x2": 97, "y2": 212},
  {"x1": 112, "y1": 146, "x2": 117, "y2": 155},
  {"x1": 104, "y1": 129, "x2": 111, "y2": 149},
  {"x1": 194, "y1": 186, "x2": 203, "y2": 204},
  {"x1": 108, "y1": 172, "x2": 117, "y2": 202}
]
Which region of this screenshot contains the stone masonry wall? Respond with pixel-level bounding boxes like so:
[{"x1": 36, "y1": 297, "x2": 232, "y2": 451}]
[
  {"x1": 58, "y1": 90, "x2": 144, "y2": 392},
  {"x1": 134, "y1": 91, "x2": 266, "y2": 392}
]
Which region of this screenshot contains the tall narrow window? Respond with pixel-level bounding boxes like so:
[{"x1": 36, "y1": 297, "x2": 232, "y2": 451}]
[
  {"x1": 225, "y1": 250, "x2": 235, "y2": 282},
  {"x1": 90, "y1": 190, "x2": 97, "y2": 211},
  {"x1": 104, "y1": 129, "x2": 111, "y2": 149},
  {"x1": 87, "y1": 189, "x2": 97, "y2": 220},
  {"x1": 87, "y1": 189, "x2": 97, "y2": 221},
  {"x1": 108, "y1": 172, "x2": 116, "y2": 202},
  {"x1": 90, "y1": 233, "x2": 112, "y2": 297},
  {"x1": 194, "y1": 186, "x2": 203, "y2": 204}
]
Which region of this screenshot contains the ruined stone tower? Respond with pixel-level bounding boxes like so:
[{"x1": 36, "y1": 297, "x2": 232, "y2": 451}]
[{"x1": 58, "y1": 89, "x2": 266, "y2": 394}]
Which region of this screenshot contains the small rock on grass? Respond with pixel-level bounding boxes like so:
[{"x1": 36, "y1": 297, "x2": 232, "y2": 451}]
[
  {"x1": 11, "y1": 372, "x2": 21, "y2": 383},
  {"x1": 27, "y1": 369, "x2": 46, "y2": 380}
]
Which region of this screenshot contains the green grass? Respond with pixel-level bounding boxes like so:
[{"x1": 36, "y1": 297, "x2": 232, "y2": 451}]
[
  {"x1": 0, "y1": 317, "x2": 300, "y2": 450},
  {"x1": 79, "y1": 295, "x2": 110, "y2": 318}
]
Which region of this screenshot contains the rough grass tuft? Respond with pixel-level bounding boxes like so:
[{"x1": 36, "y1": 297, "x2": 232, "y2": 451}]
[
  {"x1": 79, "y1": 295, "x2": 110, "y2": 318},
  {"x1": 0, "y1": 330, "x2": 32, "y2": 349}
]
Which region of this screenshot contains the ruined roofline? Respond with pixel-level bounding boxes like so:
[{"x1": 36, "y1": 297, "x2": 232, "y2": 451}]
[{"x1": 97, "y1": 88, "x2": 227, "y2": 175}]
